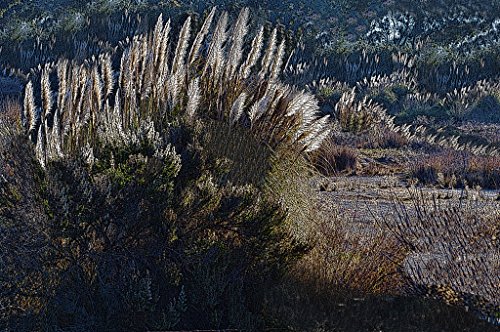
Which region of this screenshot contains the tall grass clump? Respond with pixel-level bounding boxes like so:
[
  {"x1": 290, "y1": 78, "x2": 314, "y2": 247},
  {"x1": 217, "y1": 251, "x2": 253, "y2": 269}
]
[
  {"x1": 19, "y1": 8, "x2": 329, "y2": 168},
  {"x1": 0, "y1": 7, "x2": 329, "y2": 331},
  {"x1": 310, "y1": 135, "x2": 358, "y2": 176}
]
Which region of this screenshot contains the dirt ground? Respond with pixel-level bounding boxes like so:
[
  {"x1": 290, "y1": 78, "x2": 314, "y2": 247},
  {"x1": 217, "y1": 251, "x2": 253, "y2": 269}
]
[{"x1": 317, "y1": 175, "x2": 499, "y2": 225}]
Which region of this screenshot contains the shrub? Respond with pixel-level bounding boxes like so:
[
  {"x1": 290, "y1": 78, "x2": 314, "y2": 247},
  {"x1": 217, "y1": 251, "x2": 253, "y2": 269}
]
[
  {"x1": 293, "y1": 216, "x2": 406, "y2": 296},
  {"x1": 409, "y1": 150, "x2": 500, "y2": 189},
  {"x1": 0, "y1": 8, "x2": 323, "y2": 331},
  {"x1": 354, "y1": 130, "x2": 409, "y2": 149},
  {"x1": 468, "y1": 95, "x2": 500, "y2": 123},
  {"x1": 261, "y1": 190, "x2": 499, "y2": 332},
  {"x1": 378, "y1": 189, "x2": 500, "y2": 325},
  {"x1": 1, "y1": 97, "x2": 309, "y2": 332},
  {"x1": 311, "y1": 136, "x2": 358, "y2": 175},
  {"x1": 376, "y1": 130, "x2": 408, "y2": 148}
]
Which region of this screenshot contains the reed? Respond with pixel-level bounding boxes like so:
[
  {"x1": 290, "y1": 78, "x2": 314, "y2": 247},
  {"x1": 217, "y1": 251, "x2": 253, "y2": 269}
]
[{"x1": 21, "y1": 8, "x2": 330, "y2": 168}]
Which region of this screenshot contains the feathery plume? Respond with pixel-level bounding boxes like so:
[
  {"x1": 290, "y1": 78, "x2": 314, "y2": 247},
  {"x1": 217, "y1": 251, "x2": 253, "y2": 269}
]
[
  {"x1": 52, "y1": 108, "x2": 64, "y2": 158},
  {"x1": 226, "y1": 8, "x2": 250, "y2": 79},
  {"x1": 41, "y1": 65, "x2": 53, "y2": 120},
  {"x1": 168, "y1": 66, "x2": 185, "y2": 108},
  {"x1": 270, "y1": 39, "x2": 286, "y2": 81},
  {"x1": 203, "y1": 11, "x2": 228, "y2": 79},
  {"x1": 119, "y1": 48, "x2": 129, "y2": 90},
  {"x1": 259, "y1": 27, "x2": 278, "y2": 78},
  {"x1": 286, "y1": 90, "x2": 317, "y2": 117},
  {"x1": 35, "y1": 123, "x2": 46, "y2": 168},
  {"x1": 248, "y1": 94, "x2": 270, "y2": 125},
  {"x1": 229, "y1": 92, "x2": 247, "y2": 124},
  {"x1": 24, "y1": 81, "x2": 36, "y2": 133},
  {"x1": 131, "y1": 36, "x2": 142, "y2": 89},
  {"x1": 113, "y1": 88, "x2": 127, "y2": 142},
  {"x1": 101, "y1": 53, "x2": 114, "y2": 98},
  {"x1": 185, "y1": 78, "x2": 201, "y2": 119},
  {"x1": 92, "y1": 65, "x2": 103, "y2": 112},
  {"x1": 70, "y1": 65, "x2": 80, "y2": 105},
  {"x1": 56, "y1": 59, "x2": 68, "y2": 113},
  {"x1": 138, "y1": 36, "x2": 149, "y2": 92},
  {"x1": 152, "y1": 14, "x2": 164, "y2": 64},
  {"x1": 141, "y1": 50, "x2": 154, "y2": 98},
  {"x1": 157, "y1": 19, "x2": 171, "y2": 78},
  {"x1": 300, "y1": 115, "x2": 330, "y2": 152},
  {"x1": 239, "y1": 25, "x2": 264, "y2": 79},
  {"x1": 188, "y1": 6, "x2": 217, "y2": 65},
  {"x1": 171, "y1": 16, "x2": 192, "y2": 75}
]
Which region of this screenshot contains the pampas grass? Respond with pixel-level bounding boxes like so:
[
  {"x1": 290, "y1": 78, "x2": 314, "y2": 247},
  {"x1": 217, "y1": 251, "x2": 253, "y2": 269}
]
[
  {"x1": 188, "y1": 7, "x2": 216, "y2": 66},
  {"x1": 23, "y1": 81, "x2": 37, "y2": 138},
  {"x1": 22, "y1": 7, "x2": 330, "y2": 168}
]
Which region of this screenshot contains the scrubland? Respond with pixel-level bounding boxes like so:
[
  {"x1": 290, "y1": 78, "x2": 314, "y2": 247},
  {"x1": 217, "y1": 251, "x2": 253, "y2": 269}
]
[{"x1": 0, "y1": 1, "x2": 499, "y2": 331}]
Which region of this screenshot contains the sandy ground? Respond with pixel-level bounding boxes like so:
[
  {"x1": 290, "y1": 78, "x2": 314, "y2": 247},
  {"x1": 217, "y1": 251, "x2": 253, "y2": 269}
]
[{"x1": 318, "y1": 175, "x2": 499, "y2": 224}]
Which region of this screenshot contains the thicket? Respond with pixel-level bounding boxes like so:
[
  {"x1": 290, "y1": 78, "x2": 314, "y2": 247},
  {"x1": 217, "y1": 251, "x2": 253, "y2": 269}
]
[{"x1": 0, "y1": 8, "x2": 327, "y2": 330}]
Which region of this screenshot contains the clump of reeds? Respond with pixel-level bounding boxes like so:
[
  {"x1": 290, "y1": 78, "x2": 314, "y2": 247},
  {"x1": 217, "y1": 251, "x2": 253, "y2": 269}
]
[
  {"x1": 310, "y1": 136, "x2": 358, "y2": 176},
  {"x1": 333, "y1": 87, "x2": 401, "y2": 141},
  {"x1": 22, "y1": 8, "x2": 330, "y2": 168}
]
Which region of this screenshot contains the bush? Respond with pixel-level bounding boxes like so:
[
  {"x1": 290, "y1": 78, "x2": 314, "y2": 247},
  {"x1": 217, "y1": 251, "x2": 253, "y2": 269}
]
[
  {"x1": 409, "y1": 150, "x2": 500, "y2": 189},
  {"x1": 375, "y1": 130, "x2": 408, "y2": 149},
  {"x1": 0, "y1": 8, "x2": 322, "y2": 331},
  {"x1": 264, "y1": 187, "x2": 498, "y2": 332},
  {"x1": 378, "y1": 189, "x2": 500, "y2": 325},
  {"x1": 1, "y1": 100, "x2": 309, "y2": 331},
  {"x1": 311, "y1": 137, "x2": 358, "y2": 175}
]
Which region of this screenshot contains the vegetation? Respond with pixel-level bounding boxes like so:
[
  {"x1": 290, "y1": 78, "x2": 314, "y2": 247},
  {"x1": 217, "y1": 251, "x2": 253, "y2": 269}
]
[
  {"x1": 0, "y1": 9, "x2": 325, "y2": 330},
  {"x1": 1, "y1": 2, "x2": 499, "y2": 331}
]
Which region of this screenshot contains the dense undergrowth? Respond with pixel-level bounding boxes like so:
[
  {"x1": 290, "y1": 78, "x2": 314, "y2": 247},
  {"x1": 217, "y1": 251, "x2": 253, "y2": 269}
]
[
  {"x1": 0, "y1": 8, "x2": 324, "y2": 330},
  {"x1": 0, "y1": 103, "x2": 307, "y2": 331}
]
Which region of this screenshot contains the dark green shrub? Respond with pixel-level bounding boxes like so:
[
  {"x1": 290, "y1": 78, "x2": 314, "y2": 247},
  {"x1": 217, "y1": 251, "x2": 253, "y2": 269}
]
[{"x1": 0, "y1": 114, "x2": 307, "y2": 331}]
